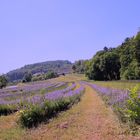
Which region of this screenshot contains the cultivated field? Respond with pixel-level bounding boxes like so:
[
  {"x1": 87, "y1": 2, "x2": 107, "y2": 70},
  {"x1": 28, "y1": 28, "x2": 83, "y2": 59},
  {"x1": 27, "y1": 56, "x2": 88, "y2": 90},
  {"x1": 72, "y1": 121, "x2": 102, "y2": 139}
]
[{"x1": 0, "y1": 74, "x2": 140, "y2": 140}]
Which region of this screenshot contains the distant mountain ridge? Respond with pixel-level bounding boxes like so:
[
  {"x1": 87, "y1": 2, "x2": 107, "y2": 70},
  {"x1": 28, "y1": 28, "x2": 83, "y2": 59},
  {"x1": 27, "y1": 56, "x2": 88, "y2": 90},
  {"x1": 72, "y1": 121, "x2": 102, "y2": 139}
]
[{"x1": 6, "y1": 60, "x2": 72, "y2": 82}]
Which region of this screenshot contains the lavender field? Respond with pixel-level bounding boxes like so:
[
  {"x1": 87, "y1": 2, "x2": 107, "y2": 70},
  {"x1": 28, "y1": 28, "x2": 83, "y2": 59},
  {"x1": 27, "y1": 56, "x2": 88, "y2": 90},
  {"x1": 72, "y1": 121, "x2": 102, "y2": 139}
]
[
  {"x1": 1, "y1": 75, "x2": 140, "y2": 139},
  {"x1": 0, "y1": 81, "x2": 68, "y2": 106},
  {"x1": 0, "y1": 77, "x2": 85, "y2": 128}
]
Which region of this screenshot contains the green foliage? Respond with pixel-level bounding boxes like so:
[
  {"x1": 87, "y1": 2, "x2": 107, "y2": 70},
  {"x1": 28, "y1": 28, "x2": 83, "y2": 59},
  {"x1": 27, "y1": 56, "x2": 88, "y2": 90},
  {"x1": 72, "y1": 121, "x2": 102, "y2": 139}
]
[
  {"x1": 125, "y1": 85, "x2": 140, "y2": 124},
  {"x1": 31, "y1": 71, "x2": 59, "y2": 82},
  {"x1": 122, "y1": 61, "x2": 140, "y2": 80},
  {"x1": 135, "y1": 32, "x2": 140, "y2": 64},
  {"x1": 86, "y1": 48, "x2": 120, "y2": 80},
  {"x1": 19, "y1": 93, "x2": 84, "y2": 128},
  {"x1": 40, "y1": 89, "x2": 46, "y2": 95},
  {"x1": 19, "y1": 105, "x2": 44, "y2": 127},
  {"x1": 32, "y1": 76, "x2": 40, "y2": 81},
  {"x1": 45, "y1": 71, "x2": 58, "y2": 80},
  {"x1": 0, "y1": 105, "x2": 16, "y2": 115},
  {"x1": 72, "y1": 65, "x2": 76, "y2": 72},
  {"x1": 0, "y1": 75, "x2": 8, "y2": 89},
  {"x1": 22, "y1": 73, "x2": 32, "y2": 83},
  {"x1": 119, "y1": 36, "x2": 139, "y2": 80},
  {"x1": 19, "y1": 99, "x2": 71, "y2": 128},
  {"x1": 73, "y1": 60, "x2": 87, "y2": 74},
  {"x1": 85, "y1": 31, "x2": 140, "y2": 80},
  {"x1": 6, "y1": 60, "x2": 72, "y2": 82}
]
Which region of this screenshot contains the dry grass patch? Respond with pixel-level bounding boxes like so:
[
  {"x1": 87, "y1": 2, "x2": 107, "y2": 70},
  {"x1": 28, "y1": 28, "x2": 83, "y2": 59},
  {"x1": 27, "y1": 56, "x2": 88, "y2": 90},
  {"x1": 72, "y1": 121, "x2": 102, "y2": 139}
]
[{"x1": 0, "y1": 113, "x2": 25, "y2": 140}]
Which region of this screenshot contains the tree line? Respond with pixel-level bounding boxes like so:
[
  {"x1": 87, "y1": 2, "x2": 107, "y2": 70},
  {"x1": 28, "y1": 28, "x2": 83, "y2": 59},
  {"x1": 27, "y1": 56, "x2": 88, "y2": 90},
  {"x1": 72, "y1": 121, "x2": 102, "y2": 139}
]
[{"x1": 73, "y1": 31, "x2": 140, "y2": 80}]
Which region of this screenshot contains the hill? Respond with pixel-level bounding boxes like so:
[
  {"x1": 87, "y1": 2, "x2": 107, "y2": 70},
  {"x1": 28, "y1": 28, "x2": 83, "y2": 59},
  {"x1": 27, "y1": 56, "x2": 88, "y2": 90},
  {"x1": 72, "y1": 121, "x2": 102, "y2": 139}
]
[{"x1": 6, "y1": 60, "x2": 72, "y2": 82}]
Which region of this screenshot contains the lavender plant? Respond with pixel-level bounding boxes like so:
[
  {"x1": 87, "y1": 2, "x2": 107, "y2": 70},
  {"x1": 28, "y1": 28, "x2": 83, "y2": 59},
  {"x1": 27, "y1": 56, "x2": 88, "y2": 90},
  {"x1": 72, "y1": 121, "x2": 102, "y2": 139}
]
[
  {"x1": 83, "y1": 81, "x2": 140, "y2": 126},
  {"x1": 0, "y1": 81, "x2": 68, "y2": 115},
  {"x1": 19, "y1": 84, "x2": 85, "y2": 128}
]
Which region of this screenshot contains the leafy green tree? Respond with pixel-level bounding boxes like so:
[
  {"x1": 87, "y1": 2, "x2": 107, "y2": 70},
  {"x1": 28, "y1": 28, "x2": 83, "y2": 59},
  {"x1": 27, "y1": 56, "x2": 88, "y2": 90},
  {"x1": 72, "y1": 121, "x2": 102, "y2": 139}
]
[
  {"x1": 45, "y1": 72, "x2": 58, "y2": 80},
  {"x1": 103, "y1": 46, "x2": 108, "y2": 51},
  {"x1": 85, "y1": 31, "x2": 140, "y2": 80},
  {"x1": 22, "y1": 73, "x2": 32, "y2": 82},
  {"x1": 101, "y1": 52, "x2": 120, "y2": 80},
  {"x1": 0, "y1": 75, "x2": 8, "y2": 89},
  {"x1": 135, "y1": 32, "x2": 140, "y2": 64},
  {"x1": 122, "y1": 61, "x2": 140, "y2": 80},
  {"x1": 85, "y1": 50, "x2": 120, "y2": 80},
  {"x1": 118, "y1": 33, "x2": 140, "y2": 80},
  {"x1": 73, "y1": 60, "x2": 87, "y2": 74},
  {"x1": 72, "y1": 65, "x2": 76, "y2": 73}
]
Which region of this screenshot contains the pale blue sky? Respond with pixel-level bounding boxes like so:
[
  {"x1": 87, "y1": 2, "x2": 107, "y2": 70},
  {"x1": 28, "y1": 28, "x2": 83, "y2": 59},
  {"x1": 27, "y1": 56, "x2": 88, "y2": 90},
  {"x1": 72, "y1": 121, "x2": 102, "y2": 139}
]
[{"x1": 0, "y1": 0, "x2": 140, "y2": 73}]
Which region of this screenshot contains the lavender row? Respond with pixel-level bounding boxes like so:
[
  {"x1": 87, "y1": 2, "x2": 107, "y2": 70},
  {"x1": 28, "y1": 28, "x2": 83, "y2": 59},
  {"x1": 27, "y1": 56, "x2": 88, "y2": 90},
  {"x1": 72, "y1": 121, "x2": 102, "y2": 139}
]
[
  {"x1": 0, "y1": 82, "x2": 57, "y2": 100},
  {"x1": 0, "y1": 82, "x2": 76, "y2": 105},
  {"x1": 0, "y1": 82, "x2": 58, "y2": 94},
  {"x1": 82, "y1": 81, "x2": 130, "y2": 106},
  {"x1": 19, "y1": 83, "x2": 85, "y2": 128},
  {"x1": 28, "y1": 82, "x2": 77, "y2": 104},
  {"x1": 0, "y1": 82, "x2": 68, "y2": 105}
]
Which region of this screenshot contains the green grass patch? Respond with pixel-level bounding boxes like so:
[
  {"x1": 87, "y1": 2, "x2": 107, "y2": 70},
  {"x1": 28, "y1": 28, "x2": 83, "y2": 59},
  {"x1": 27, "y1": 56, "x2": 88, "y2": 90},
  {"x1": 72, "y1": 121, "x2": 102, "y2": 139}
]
[{"x1": 86, "y1": 80, "x2": 140, "y2": 90}]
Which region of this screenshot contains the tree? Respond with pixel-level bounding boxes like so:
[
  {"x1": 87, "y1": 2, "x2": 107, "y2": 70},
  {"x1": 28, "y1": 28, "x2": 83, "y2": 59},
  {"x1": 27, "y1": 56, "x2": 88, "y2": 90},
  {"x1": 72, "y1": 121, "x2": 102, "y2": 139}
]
[
  {"x1": 103, "y1": 46, "x2": 108, "y2": 51},
  {"x1": 22, "y1": 73, "x2": 32, "y2": 82},
  {"x1": 118, "y1": 34, "x2": 140, "y2": 80},
  {"x1": 72, "y1": 65, "x2": 76, "y2": 73},
  {"x1": 135, "y1": 32, "x2": 140, "y2": 64},
  {"x1": 0, "y1": 75, "x2": 8, "y2": 89},
  {"x1": 72, "y1": 60, "x2": 87, "y2": 74},
  {"x1": 45, "y1": 71, "x2": 58, "y2": 80},
  {"x1": 85, "y1": 49, "x2": 120, "y2": 80}
]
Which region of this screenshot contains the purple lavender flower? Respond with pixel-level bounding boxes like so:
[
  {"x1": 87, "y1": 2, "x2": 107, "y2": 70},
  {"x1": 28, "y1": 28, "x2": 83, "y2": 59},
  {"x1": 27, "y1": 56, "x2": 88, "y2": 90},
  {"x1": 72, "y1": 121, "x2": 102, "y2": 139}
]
[
  {"x1": 0, "y1": 81, "x2": 85, "y2": 110},
  {"x1": 82, "y1": 81, "x2": 129, "y2": 107}
]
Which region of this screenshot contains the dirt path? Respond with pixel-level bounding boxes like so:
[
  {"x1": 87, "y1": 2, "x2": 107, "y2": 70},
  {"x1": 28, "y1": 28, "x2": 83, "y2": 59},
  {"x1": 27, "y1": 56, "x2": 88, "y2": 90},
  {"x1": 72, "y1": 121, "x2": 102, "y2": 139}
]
[{"x1": 23, "y1": 85, "x2": 139, "y2": 140}]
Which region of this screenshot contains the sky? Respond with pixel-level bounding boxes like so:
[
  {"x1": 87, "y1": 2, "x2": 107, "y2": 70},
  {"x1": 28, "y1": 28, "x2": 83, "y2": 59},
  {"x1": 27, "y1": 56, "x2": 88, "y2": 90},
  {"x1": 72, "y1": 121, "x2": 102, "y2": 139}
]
[{"x1": 0, "y1": 0, "x2": 140, "y2": 73}]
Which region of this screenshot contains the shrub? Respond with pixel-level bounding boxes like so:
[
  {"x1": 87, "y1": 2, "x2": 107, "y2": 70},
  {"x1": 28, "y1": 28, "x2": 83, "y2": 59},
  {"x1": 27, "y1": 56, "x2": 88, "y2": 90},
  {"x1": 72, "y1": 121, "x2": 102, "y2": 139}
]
[
  {"x1": 0, "y1": 75, "x2": 8, "y2": 89},
  {"x1": 45, "y1": 72, "x2": 58, "y2": 80},
  {"x1": 19, "y1": 92, "x2": 84, "y2": 128},
  {"x1": 0, "y1": 105, "x2": 16, "y2": 115},
  {"x1": 40, "y1": 89, "x2": 46, "y2": 95},
  {"x1": 19, "y1": 105, "x2": 45, "y2": 128},
  {"x1": 22, "y1": 73, "x2": 32, "y2": 83},
  {"x1": 124, "y1": 85, "x2": 140, "y2": 124}
]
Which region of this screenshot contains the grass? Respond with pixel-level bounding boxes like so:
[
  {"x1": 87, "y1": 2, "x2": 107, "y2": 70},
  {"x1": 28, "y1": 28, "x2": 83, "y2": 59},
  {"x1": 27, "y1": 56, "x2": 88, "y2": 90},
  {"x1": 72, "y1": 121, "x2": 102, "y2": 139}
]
[
  {"x1": 0, "y1": 113, "x2": 25, "y2": 140},
  {"x1": 87, "y1": 80, "x2": 140, "y2": 90},
  {"x1": 56, "y1": 74, "x2": 86, "y2": 82},
  {"x1": 85, "y1": 80, "x2": 140, "y2": 135},
  {"x1": 23, "y1": 87, "x2": 133, "y2": 140},
  {"x1": 1, "y1": 75, "x2": 140, "y2": 140},
  {"x1": 23, "y1": 85, "x2": 129, "y2": 140}
]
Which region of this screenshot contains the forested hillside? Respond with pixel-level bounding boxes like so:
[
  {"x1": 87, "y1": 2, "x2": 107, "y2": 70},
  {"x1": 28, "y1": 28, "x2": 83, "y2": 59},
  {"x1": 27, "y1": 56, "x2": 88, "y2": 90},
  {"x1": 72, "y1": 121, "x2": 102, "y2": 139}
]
[{"x1": 6, "y1": 60, "x2": 72, "y2": 82}]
